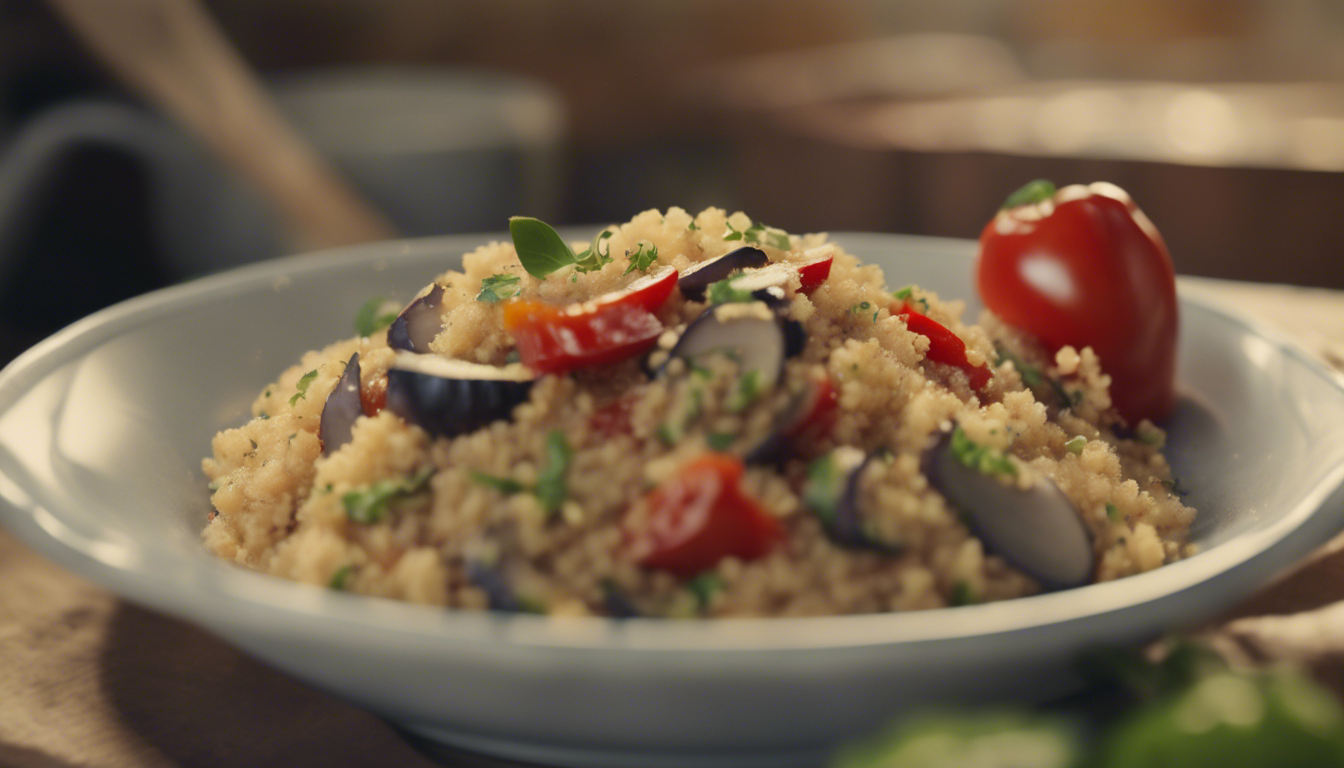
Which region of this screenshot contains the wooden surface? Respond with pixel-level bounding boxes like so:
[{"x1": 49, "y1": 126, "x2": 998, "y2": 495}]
[{"x1": 2, "y1": 277, "x2": 1344, "y2": 767}]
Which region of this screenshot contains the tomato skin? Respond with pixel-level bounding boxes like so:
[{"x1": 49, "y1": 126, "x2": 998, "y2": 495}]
[
  {"x1": 501, "y1": 267, "x2": 679, "y2": 375},
  {"x1": 893, "y1": 302, "x2": 993, "y2": 393},
  {"x1": 628, "y1": 454, "x2": 783, "y2": 578},
  {"x1": 977, "y1": 182, "x2": 1178, "y2": 424}
]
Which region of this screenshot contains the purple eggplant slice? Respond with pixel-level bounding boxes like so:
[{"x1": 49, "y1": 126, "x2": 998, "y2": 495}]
[
  {"x1": 804, "y1": 448, "x2": 899, "y2": 551},
  {"x1": 660, "y1": 303, "x2": 787, "y2": 389},
  {"x1": 319, "y1": 353, "x2": 363, "y2": 455},
  {"x1": 385, "y1": 352, "x2": 535, "y2": 438},
  {"x1": 923, "y1": 427, "x2": 1094, "y2": 589},
  {"x1": 678, "y1": 246, "x2": 769, "y2": 301},
  {"x1": 387, "y1": 284, "x2": 445, "y2": 352}
]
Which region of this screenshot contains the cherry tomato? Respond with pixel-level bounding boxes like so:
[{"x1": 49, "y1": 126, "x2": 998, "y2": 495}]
[
  {"x1": 786, "y1": 372, "x2": 839, "y2": 446},
  {"x1": 627, "y1": 453, "x2": 783, "y2": 578},
  {"x1": 977, "y1": 181, "x2": 1178, "y2": 424},
  {"x1": 502, "y1": 267, "x2": 678, "y2": 374},
  {"x1": 892, "y1": 302, "x2": 993, "y2": 393}
]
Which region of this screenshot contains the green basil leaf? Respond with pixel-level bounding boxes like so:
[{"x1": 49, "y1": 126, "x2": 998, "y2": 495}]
[{"x1": 509, "y1": 216, "x2": 578, "y2": 278}]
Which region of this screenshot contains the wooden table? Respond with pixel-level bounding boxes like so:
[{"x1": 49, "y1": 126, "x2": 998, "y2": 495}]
[{"x1": 3, "y1": 277, "x2": 1344, "y2": 767}]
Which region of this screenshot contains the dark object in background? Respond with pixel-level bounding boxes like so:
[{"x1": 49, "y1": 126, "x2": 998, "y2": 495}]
[{"x1": 0, "y1": 144, "x2": 168, "y2": 364}]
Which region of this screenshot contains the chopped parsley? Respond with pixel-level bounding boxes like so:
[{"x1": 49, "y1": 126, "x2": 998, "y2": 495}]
[
  {"x1": 1106, "y1": 502, "x2": 1121, "y2": 522},
  {"x1": 469, "y1": 471, "x2": 526, "y2": 495},
  {"x1": 354, "y1": 297, "x2": 399, "y2": 336},
  {"x1": 707, "y1": 432, "x2": 735, "y2": 451},
  {"x1": 534, "y1": 430, "x2": 572, "y2": 516},
  {"x1": 289, "y1": 369, "x2": 319, "y2": 406},
  {"x1": 706, "y1": 276, "x2": 754, "y2": 305},
  {"x1": 727, "y1": 369, "x2": 763, "y2": 412},
  {"x1": 893, "y1": 285, "x2": 930, "y2": 312},
  {"x1": 687, "y1": 572, "x2": 723, "y2": 612},
  {"x1": 949, "y1": 427, "x2": 1017, "y2": 479},
  {"x1": 508, "y1": 216, "x2": 613, "y2": 279},
  {"x1": 723, "y1": 218, "x2": 791, "y2": 250},
  {"x1": 803, "y1": 452, "x2": 846, "y2": 528},
  {"x1": 476, "y1": 273, "x2": 521, "y2": 303},
  {"x1": 993, "y1": 342, "x2": 1077, "y2": 406},
  {"x1": 623, "y1": 240, "x2": 659, "y2": 275},
  {"x1": 1064, "y1": 436, "x2": 1087, "y2": 454},
  {"x1": 341, "y1": 466, "x2": 433, "y2": 524},
  {"x1": 329, "y1": 564, "x2": 356, "y2": 590},
  {"x1": 951, "y1": 580, "x2": 978, "y2": 606},
  {"x1": 687, "y1": 220, "x2": 699, "y2": 231}
]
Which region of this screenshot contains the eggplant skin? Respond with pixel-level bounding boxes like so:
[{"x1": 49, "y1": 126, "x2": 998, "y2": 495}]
[{"x1": 385, "y1": 368, "x2": 533, "y2": 439}]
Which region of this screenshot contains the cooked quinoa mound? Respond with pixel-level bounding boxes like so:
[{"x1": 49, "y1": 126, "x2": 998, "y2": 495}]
[{"x1": 202, "y1": 207, "x2": 1195, "y2": 617}]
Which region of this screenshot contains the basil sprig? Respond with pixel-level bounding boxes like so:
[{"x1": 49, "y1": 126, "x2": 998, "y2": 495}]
[{"x1": 509, "y1": 216, "x2": 613, "y2": 279}]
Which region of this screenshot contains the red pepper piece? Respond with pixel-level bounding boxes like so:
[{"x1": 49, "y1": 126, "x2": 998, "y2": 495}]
[{"x1": 893, "y1": 302, "x2": 993, "y2": 392}]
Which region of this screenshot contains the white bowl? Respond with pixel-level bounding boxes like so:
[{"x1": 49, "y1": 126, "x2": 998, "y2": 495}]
[{"x1": 2, "y1": 233, "x2": 1343, "y2": 768}]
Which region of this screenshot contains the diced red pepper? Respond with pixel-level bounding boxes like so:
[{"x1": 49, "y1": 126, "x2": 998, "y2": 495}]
[
  {"x1": 795, "y1": 253, "x2": 833, "y2": 294},
  {"x1": 627, "y1": 453, "x2": 783, "y2": 578},
  {"x1": 502, "y1": 267, "x2": 679, "y2": 374},
  {"x1": 787, "y1": 372, "x2": 839, "y2": 444},
  {"x1": 893, "y1": 302, "x2": 993, "y2": 392}
]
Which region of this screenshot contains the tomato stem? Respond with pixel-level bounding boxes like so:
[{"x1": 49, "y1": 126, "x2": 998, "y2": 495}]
[{"x1": 1002, "y1": 179, "x2": 1057, "y2": 210}]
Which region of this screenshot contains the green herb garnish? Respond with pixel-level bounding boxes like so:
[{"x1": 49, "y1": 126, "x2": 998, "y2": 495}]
[
  {"x1": 1106, "y1": 502, "x2": 1121, "y2": 522},
  {"x1": 508, "y1": 217, "x2": 614, "y2": 279},
  {"x1": 1064, "y1": 436, "x2": 1087, "y2": 454},
  {"x1": 727, "y1": 369, "x2": 763, "y2": 412},
  {"x1": 687, "y1": 572, "x2": 723, "y2": 612},
  {"x1": 470, "y1": 471, "x2": 526, "y2": 495},
  {"x1": 476, "y1": 273, "x2": 522, "y2": 303},
  {"x1": 289, "y1": 369, "x2": 319, "y2": 406},
  {"x1": 949, "y1": 427, "x2": 1017, "y2": 478},
  {"x1": 534, "y1": 430, "x2": 572, "y2": 516},
  {"x1": 950, "y1": 580, "x2": 978, "y2": 606},
  {"x1": 688, "y1": 220, "x2": 700, "y2": 231},
  {"x1": 341, "y1": 466, "x2": 433, "y2": 524},
  {"x1": 725, "y1": 218, "x2": 791, "y2": 249},
  {"x1": 803, "y1": 452, "x2": 845, "y2": 528},
  {"x1": 851, "y1": 301, "x2": 872, "y2": 316},
  {"x1": 706, "y1": 276, "x2": 754, "y2": 305},
  {"x1": 623, "y1": 240, "x2": 659, "y2": 275},
  {"x1": 707, "y1": 432, "x2": 735, "y2": 451},
  {"x1": 329, "y1": 564, "x2": 356, "y2": 590},
  {"x1": 893, "y1": 285, "x2": 930, "y2": 312},
  {"x1": 354, "y1": 297, "x2": 399, "y2": 337}
]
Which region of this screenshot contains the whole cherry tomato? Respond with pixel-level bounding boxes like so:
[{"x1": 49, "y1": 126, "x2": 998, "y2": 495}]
[
  {"x1": 976, "y1": 181, "x2": 1178, "y2": 424},
  {"x1": 627, "y1": 453, "x2": 783, "y2": 578},
  {"x1": 503, "y1": 267, "x2": 677, "y2": 374}
]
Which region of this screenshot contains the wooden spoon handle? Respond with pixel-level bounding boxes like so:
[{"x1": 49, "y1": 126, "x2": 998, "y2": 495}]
[{"x1": 46, "y1": 0, "x2": 398, "y2": 251}]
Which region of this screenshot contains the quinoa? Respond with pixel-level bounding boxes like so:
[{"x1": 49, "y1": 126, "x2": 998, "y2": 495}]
[{"x1": 202, "y1": 207, "x2": 1196, "y2": 617}]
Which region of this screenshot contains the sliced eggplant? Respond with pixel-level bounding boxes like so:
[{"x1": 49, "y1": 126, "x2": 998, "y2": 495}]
[
  {"x1": 804, "y1": 447, "x2": 899, "y2": 550},
  {"x1": 385, "y1": 351, "x2": 534, "y2": 438},
  {"x1": 923, "y1": 428, "x2": 1094, "y2": 589},
  {"x1": 465, "y1": 559, "x2": 521, "y2": 612},
  {"x1": 387, "y1": 283, "x2": 444, "y2": 352},
  {"x1": 743, "y1": 377, "x2": 821, "y2": 465},
  {"x1": 319, "y1": 353, "x2": 363, "y2": 455},
  {"x1": 678, "y1": 246, "x2": 769, "y2": 301},
  {"x1": 660, "y1": 303, "x2": 787, "y2": 388}
]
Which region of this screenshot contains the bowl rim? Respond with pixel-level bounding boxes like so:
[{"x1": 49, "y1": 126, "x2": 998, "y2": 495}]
[{"x1": 3, "y1": 231, "x2": 1344, "y2": 654}]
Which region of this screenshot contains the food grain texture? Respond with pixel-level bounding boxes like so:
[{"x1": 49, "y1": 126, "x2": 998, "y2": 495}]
[{"x1": 202, "y1": 208, "x2": 1195, "y2": 617}]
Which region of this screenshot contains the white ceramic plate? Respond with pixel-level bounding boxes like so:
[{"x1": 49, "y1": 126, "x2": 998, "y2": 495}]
[{"x1": 2, "y1": 233, "x2": 1344, "y2": 768}]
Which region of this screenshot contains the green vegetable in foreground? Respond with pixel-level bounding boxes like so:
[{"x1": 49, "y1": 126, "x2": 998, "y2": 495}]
[
  {"x1": 949, "y1": 427, "x2": 1016, "y2": 479},
  {"x1": 354, "y1": 297, "x2": 399, "y2": 336},
  {"x1": 535, "y1": 430, "x2": 572, "y2": 515},
  {"x1": 476, "y1": 274, "x2": 522, "y2": 303}
]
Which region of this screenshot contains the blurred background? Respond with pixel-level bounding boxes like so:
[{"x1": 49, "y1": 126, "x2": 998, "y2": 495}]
[{"x1": 2, "y1": 0, "x2": 1343, "y2": 363}]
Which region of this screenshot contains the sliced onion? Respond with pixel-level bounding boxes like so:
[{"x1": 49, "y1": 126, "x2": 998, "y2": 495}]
[{"x1": 319, "y1": 352, "x2": 363, "y2": 455}]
